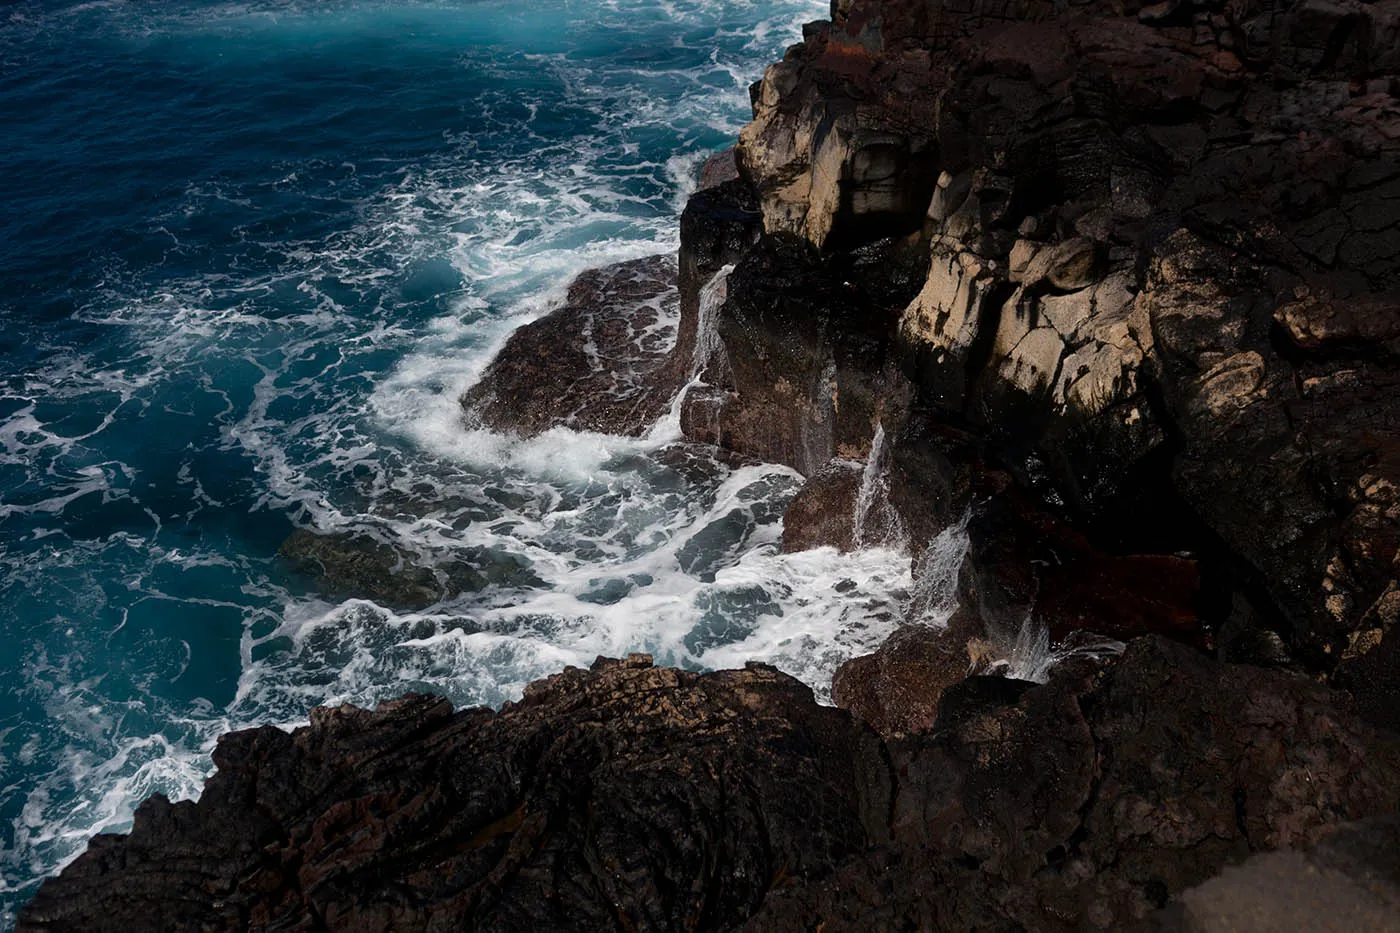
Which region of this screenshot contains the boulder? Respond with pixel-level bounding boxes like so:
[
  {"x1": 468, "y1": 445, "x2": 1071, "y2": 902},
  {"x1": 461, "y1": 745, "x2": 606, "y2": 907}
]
[
  {"x1": 830, "y1": 611, "x2": 990, "y2": 736},
  {"x1": 780, "y1": 458, "x2": 864, "y2": 552},
  {"x1": 462, "y1": 255, "x2": 683, "y2": 437}
]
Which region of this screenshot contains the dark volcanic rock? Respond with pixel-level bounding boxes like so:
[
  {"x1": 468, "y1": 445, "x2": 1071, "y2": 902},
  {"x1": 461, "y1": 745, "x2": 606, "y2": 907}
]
[
  {"x1": 686, "y1": 233, "x2": 919, "y2": 475},
  {"x1": 725, "y1": 0, "x2": 1400, "y2": 668},
  {"x1": 698, "y1": 148, "x2": 740, "y2": 191},
  {"x1": 960, "y1": 474, "x2": 1205, "y2": 647},
  {"x1": 462, "y1": 255, "x2": 683, "y2": 437},
  {"x1": 20, "y1": 658, "x2": 889, "y2": 933},
  {"x1": 25, "y1": 643, "x2": 1400, "y2": 931},
  {"x1": 280, "y1": 527, "x2": 541, "y2": 610},
  {"x1": 758, "y1": 637, "x2": 1400, "y2": 930}
]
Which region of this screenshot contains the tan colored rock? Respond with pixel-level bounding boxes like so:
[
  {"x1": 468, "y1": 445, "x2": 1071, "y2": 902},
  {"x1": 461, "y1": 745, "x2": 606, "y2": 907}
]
[
  {"x1": 898, "y1": 244, "x2": 999, "y2": 357},
  {"x1": 998, "y1": 326, "x2": 1067, "y2": 395},
  {"x1": 928, "y1": 170, "x2": 971, "y2": 222},
  {"x1": 1040, "y1": 287, "x2": 1096, "y2": 338},
  {"x1": 1050, "y1": 273, "x2": 1151, "y2": 415},
  {"x1": 1190, "y1": 351, "x2": 1267, "y2": 416},
  {"x1": 1275, "y1": 293, "x2": 1400, "y2": 352},
  {"x1": 1020, "y1": 236, "x2": 1098, "y2": 290},
  {"x1": 802, "y1": 121, "x2": 849, "y2": 248},
  {"x1": 1058, "y1": 342, "x2": 1131, "y2": 414},
  {"x1": 1008, "y1": 237, "x2": 1039, "y2": 282}
]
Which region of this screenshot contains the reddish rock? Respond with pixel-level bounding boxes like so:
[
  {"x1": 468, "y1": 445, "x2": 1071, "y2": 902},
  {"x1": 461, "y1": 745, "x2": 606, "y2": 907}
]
[
  {"x1": 960, "y1": 473, "x2": 1205, "y2": 648},
  {"x1": 780, "y1": 458, "x2": 863, "y2": 553},
  {"x1": 831, "y1": 611, "x2": 987, "y2": 736},
  {"x1": 462, "y1": 255, "x2": 683, "y2": 437}
]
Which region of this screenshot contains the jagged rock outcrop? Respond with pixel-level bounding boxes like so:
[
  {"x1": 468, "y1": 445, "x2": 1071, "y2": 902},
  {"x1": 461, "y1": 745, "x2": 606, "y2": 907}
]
[
  {"x1": 20, "y1": 657, "x2": 889, "y2": 932},
  {"x1": 462, "y1": 255, "x2": 683, "y2": 437},
  {"x1": 22, "y1": 641, "x2": 1400, "y2": 931},
  {"x1": 711, "y1": 0, "x2": 1400, "y2": 678}
]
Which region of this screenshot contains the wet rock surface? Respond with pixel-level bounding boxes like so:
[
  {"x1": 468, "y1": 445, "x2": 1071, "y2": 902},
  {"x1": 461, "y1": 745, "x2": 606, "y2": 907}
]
[
  {"x1": 22, "y1": 641, "x2": 1400, "y2": 931},
  {"x1": 280, "y1": 527, "x2": 542, "y2": 610},
  {"x1": 462, "y1": 255, "x2": 683, "y2": 437},
  {"x1": 780, "y1": 458, "x2": 863, "y2": 552}
]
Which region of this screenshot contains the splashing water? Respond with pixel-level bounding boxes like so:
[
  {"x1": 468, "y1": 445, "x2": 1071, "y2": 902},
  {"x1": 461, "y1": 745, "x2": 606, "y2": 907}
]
[
  {"x1": 692, "y1": 263, "x2": 734, "y2": 377},
  {"x1": 851, "y1": 421, "x2": 907, "y2": 551},
  {"x1": 906, "y1": 510, "x2": 970, "y2": 627},
  {"x1": 988, "y1": 615, "x2": 1127, "y2": 684},
  {"x1": 648, "y1": 262, "x2": 732, "y2": 442}
]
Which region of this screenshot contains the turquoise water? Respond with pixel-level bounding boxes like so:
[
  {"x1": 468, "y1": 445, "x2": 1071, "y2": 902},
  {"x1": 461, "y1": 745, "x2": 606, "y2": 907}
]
[{"x1": 0, "y1": 0, "x2": 933, "y2": 922}]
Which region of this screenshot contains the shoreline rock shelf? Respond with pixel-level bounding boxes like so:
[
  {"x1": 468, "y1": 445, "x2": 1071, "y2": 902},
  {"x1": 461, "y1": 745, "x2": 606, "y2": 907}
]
[{"x1": 18, "y1": 642, "x2": 1400, "y2": 931}]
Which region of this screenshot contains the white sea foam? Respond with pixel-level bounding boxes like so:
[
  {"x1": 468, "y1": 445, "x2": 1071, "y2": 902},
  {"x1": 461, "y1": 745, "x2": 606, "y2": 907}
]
[{"x1": 0, "y1": 0, "x2": 855, "y2": 917}]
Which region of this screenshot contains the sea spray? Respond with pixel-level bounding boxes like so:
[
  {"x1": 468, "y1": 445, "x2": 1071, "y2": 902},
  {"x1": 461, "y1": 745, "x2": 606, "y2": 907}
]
[
  {"x1": 851, "y1": 421, "x2": 907, "y2": 551},
  {"x1": 906, "y1": 510, "x2": 970, "y2": 626},
  {"x1": 647, "y1": 263, "x2": 733, "y2": 442},
  {"x1": 990, "y1": 615, "x2": 1127, "y2": 683}
]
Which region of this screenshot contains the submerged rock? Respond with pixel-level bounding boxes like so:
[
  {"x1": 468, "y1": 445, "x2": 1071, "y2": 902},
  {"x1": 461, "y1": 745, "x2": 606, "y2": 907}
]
[
  {"x1": 462, "y1": 255, "x2": 683, "y2": 437},
  {"x1": 280, "y1": 527, "x2": 541, "y2": 610},
  {"x1": 22, "y1": 641, "x2": 1400, "y2": 931}
]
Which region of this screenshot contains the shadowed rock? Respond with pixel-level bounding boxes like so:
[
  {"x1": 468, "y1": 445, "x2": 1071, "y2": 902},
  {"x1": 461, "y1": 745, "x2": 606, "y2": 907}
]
[
  {"x1": 24, "y1": 641, "x2": 1400, "y2": 931},
  {"x1": 724, "y1": 0, "x2": 1400, "y2": 668}
]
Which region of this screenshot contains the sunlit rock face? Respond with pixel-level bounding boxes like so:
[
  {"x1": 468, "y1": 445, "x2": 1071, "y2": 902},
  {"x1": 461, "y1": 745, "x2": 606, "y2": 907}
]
[{"x1": 727, "y1": 0, "x2": 1400, "y2": 668}]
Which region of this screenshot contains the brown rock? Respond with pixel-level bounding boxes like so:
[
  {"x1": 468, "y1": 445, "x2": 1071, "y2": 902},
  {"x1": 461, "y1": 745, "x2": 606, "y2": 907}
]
[
  {"x1": 831, "y1": 612, "x2": 986, "y2": 736},
  {"x1": 780, "y1": 458, "x2": 863, "y2": 552},
  {"x1": 462, "y1": 255, "x2": 683, "y2": 437}
]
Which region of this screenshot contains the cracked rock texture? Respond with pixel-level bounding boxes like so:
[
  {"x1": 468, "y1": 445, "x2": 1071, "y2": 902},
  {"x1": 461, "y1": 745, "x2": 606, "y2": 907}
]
[
  {"x1": 19, "y1": 641, "x2": 1400, "y2": 931},
  {"x1": 462, "y1": 255, "x2": 683, "y2": 437}
]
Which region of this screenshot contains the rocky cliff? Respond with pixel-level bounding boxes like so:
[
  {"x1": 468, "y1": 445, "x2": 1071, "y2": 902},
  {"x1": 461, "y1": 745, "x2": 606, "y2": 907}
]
[
  {"x1": 718, "y1": 0, "x2": 1400, "y2": 695},
  {"x1": 22, "y1": 0, "x2": 1400, "y2": 928}
]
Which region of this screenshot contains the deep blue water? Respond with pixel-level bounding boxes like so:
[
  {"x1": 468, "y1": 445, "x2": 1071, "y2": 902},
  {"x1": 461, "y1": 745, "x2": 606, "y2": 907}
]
[{"x1": 0, "y1": 0, "x2": 937, "y2": 922}]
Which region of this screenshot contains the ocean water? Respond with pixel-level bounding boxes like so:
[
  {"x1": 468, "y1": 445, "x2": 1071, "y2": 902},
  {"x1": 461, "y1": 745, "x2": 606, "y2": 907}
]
[{"x1": 0, "y1": 0, "x2": 952, "y2": 922}]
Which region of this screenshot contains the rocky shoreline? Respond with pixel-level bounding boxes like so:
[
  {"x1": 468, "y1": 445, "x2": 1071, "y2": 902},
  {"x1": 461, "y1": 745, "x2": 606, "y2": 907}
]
[{"x1": 20, "y1": 0, "x2": 1400, "y2": 928}]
